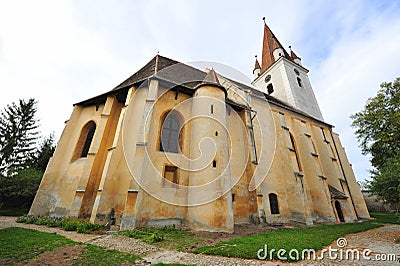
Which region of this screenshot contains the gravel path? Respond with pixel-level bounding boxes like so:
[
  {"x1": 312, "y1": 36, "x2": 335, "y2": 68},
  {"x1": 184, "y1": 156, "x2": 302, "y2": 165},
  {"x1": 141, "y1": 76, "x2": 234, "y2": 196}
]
[
  {"x1": 2, "y1": 216, "x2": 399, "y2": 265},
  {"x1": 91, "y1": 234, "x2": 160, "y2": 255}
]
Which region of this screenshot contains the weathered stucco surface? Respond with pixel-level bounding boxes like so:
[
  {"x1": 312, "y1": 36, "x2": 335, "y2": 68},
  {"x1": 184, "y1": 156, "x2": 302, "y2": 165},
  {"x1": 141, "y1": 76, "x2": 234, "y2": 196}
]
[{"x1": 29, "y1": 55, "x2": 369, "y2": 232}]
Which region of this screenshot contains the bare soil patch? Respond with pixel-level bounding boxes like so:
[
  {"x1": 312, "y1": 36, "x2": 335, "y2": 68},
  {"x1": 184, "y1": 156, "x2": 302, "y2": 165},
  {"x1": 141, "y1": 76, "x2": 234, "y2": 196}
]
[
  {"x1": 190, "y1": 223, "x2": 280, "y2": 250},
  {"x1": 17, "y1": 245, "x2": 84, "y2": 266}
]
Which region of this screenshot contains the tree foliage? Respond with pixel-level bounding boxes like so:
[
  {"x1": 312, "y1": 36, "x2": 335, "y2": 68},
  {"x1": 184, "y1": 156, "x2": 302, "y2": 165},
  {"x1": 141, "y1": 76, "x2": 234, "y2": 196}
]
[
  {"x1": 368, "y1": 157, "x2": 400, "y2": 206},
  {"x1": 0, "y1": 99, "x2": 55, "y2": 208},
  {"x1": 351, "y1": 78, "x2": 400, "y2": 169},
  {"x1": 30, "y1": 134, "x2": 56, "y2": 172},
  {"x1": 0, "y1": 168, "x2": 43, "y2": 207},
  {"x1": 0, "y1": 99, "x2": 39, "y2": 175},
  {"x1": 351, "y1": 77, "x2": 400, "y2": 205}
]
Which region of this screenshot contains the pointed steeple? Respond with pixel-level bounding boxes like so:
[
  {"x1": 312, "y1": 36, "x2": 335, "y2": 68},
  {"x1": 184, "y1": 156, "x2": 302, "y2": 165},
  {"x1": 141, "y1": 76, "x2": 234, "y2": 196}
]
[
  {"x1": 290, "y1": 49, "x2": 299, "y2": 60},
  {"x1": 260, "y1": 18, "x2": 290, "y2": 74},
  {"x1": 195, "y1": 68, "x2": 227, "y2": 97},
  {"x1": 203, "y1": 68, "x2": 220, "y2": 85},
  {"x1": 289, "y1": 46, "x2": 302, "y2": 65},
  {"x1": 253, "y1": 55, "x2": 261, "y2": 73}
]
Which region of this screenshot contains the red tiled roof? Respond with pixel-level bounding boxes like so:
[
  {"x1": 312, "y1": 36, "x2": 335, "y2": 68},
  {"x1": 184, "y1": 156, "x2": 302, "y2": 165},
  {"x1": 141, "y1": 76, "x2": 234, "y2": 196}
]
[
  {"x1": 253, "y1": 57, "x2": 261, "y2": 72},
  {"x1": 290, "y1": 49, "x2": 300, "y2": 60},
  {"x1": 203, "y1": 68, "x2": 220, "y2": 85},
  {"x1": 261, "y1": 21, "x2": 292, "y2": 74}
]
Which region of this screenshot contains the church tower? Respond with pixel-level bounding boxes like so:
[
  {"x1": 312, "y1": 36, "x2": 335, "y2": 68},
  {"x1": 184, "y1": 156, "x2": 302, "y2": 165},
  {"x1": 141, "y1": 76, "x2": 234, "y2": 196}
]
[{"x1": 252, "y1": 19, "x2": 324, "y2": 121}]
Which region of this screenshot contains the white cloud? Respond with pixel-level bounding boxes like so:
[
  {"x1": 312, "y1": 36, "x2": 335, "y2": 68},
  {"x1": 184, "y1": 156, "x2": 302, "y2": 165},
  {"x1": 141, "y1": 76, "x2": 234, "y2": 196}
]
[{"x1": 312, "y1": 3, "x2": 400, "y2": 181}]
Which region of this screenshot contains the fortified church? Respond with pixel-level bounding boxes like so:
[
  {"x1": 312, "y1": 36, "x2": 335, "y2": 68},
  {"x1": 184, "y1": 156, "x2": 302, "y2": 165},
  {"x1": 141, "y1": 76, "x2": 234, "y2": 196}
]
[{"x1": 30, "y1": 21, "x2": 370, "y2": 232}]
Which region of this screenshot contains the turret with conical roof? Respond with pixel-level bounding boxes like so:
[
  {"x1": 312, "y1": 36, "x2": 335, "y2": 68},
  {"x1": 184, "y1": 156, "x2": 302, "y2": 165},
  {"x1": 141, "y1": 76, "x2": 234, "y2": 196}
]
[
  {"x1": 290, "y1": 46, "x2": 302, "y2": 65},
  {"x1": 252, "y1": 18, "x2": 324, "y2": 121},
  {"x1": 253, "y1": 56, "x2": 261, "y2": 79},
  {"x1": 188, "y1": 68, "x2": 233, "y2": 233}
]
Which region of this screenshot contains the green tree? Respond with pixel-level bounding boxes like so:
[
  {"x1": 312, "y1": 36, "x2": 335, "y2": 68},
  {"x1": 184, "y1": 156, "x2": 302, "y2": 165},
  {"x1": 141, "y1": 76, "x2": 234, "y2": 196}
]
[
  {"x1": 0, "y1": 99, "x2": 40, "y2": 175},
  {"x1": 351, "y1": 77, "x2": 400, "y2": 205},
  {"x1": 0, "y1": 168, "x2": 43, "y2": 207},
  {"x1": 368, "y1": 157, "x2": 400, "y2": 206},
  {"x1": 30, "y1": 133, "x2": 55, "y2": 172}
]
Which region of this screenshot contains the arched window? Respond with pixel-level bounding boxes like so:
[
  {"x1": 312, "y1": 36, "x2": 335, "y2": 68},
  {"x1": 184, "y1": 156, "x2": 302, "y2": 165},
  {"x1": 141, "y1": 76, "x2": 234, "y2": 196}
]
[
  {"x1": 289, "y1": 133, "x2": 302, "y2": 171},
  {"x1": 71, "y1": 121, "x2": 96, "y2": 162},
  {"x1": 297, "y1": 77, "x2": 303, "y2": 87},
  {"x1": 269, "y1": 193, "x2": 279, "y2": 214},
  {"x1": 160, "y1": 110, "x2": 182, "y2": 153},
  {"x1": 267, "y1": 83, "x2": 274, "y2": 94}
]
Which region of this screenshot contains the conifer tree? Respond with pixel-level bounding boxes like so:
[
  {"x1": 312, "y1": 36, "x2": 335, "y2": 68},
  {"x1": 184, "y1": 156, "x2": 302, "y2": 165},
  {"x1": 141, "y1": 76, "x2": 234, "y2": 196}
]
[{"x1": 0, "y1": 99, "x2": 39, "y2": 175}]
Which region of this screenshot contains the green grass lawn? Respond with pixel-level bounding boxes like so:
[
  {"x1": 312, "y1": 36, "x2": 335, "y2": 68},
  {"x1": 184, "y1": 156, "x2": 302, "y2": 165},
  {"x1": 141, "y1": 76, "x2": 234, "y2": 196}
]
[
  {"x1": 119, "y1": 226, "x2": 203, "y2": 251},
  {"x1": 0, "y1": 227, "x2": 141, "y2": 265},
  {"x1": 0, "y1": 227, "x2": 76, "y2": 263},
  {"x1": 194, "y1": 222, "x2": 383, "y2": 262},
  {"x1": 75, "y1": 244, "x2": 140, "y2": 266},
  {"x1": 370, "y1": 212, "x2": 400, "y2": 224}
]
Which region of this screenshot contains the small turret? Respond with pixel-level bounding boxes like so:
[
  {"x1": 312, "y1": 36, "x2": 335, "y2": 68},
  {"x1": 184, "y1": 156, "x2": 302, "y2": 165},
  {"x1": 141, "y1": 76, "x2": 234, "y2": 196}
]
[
  {"x1": 253, "y1": 55, "x2": 261, "y2": 79},
  {"x1": 272, "y1": 40, "x2": 284, "y2": 61},
  {"x1": 289, "y1": 46, "x2": 302, "y2": 65}
]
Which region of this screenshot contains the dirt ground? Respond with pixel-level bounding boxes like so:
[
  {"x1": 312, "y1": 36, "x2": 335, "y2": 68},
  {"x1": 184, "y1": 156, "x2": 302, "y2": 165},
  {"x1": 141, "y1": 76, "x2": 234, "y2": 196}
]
[
  {"x1": 188, "y1": 223, "x2": 282, "y2": 250},
  {"x1": 17, "y1": 245, "x2": 85, "y2": 266}
]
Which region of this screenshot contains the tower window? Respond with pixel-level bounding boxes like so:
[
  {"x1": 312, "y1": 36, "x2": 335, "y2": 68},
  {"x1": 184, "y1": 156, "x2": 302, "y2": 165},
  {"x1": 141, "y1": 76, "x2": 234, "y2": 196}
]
[
  {"x1": 267, "y1": 83, "x2": 274, "y2": 94},
  {"x1": 297, "y1": 77, "x2": 302, "y2": 87},
  {"x1": 71, "y1": 121, "x2": 96, "y2": 162},
  {"x1": 269, "y1": 193, "x2": 279, "y2": 214},
  {"x1": 264, "y1": 74, "x2": 271, "y2": 83},
  {"x1": 160, "y1": 110, "x2": 182, "y2": 153},
  {"x1": 213, "y1": 160, "x2": 217, "y2": 168},
  {"x1": 163, "y1": 165, "x2": 178, "y2": 186},
  {"x1": 211, "y1": 104, "x2": 214, "y2": 114}
]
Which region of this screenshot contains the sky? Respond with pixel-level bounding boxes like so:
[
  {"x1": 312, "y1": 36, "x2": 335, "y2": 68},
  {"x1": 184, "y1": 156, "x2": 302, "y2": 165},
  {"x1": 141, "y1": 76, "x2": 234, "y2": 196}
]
[{"x1": 0, "y1": 0, "x2": 399, "y2": 182}]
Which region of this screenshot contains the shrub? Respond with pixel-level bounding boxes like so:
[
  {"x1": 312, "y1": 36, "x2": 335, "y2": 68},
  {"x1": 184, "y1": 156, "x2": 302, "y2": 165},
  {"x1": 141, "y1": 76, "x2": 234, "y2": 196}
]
[
  {"x1": 25, "y1": 216, "x2": 38, "y2": 224},
  {"x1": 16, "y1": 215, "x2": 28, "y2": 223},
  {"x1": 34, "y1": 217, "x2": 50, "y2": 225},
  {"x1": 46, "y1": 217, "x2": 66, "y2": 227},
  {"x1": 146, "y1": 232, "x2": 164, "y2": 243},
  {"x1": 77, "y1": 222, "x2": 102, "y2": 234},
  {"x1": 120, "y1": 228, "x2": 164, "y2": 243},
  {"x1": 62, "y1": 220, "x2": 80, "y2": 231}
]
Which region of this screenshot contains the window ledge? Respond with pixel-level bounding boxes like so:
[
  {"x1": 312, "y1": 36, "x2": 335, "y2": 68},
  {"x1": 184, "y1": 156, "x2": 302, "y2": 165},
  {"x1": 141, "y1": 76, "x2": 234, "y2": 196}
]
[
  {"x1": 304, "y1": 133, "x2": 312, "y2": 137},
  {"x1": 294, "y1": 171, "x2": 304, "y2": 177},
  {"x1": 136, "y1": 142, "x2": 147, "y2": 147},
  {"x1": 311, "y1": 152, "x2": 319, "y2": 157}
]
